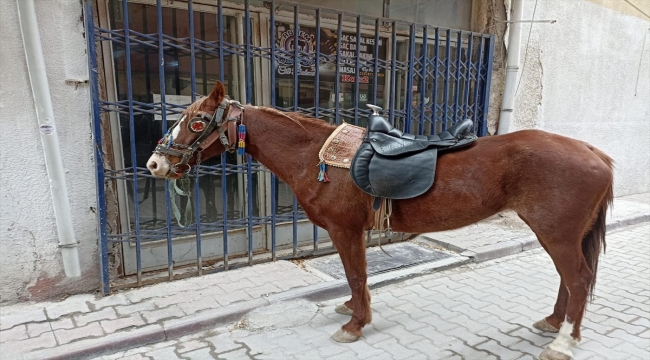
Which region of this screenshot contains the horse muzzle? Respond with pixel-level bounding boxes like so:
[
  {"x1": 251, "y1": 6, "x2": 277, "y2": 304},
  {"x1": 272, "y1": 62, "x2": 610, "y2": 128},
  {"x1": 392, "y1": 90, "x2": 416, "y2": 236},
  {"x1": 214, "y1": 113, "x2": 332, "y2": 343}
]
[{"x1": 146, "y1": 153, "x2": 188, "y2": 179}]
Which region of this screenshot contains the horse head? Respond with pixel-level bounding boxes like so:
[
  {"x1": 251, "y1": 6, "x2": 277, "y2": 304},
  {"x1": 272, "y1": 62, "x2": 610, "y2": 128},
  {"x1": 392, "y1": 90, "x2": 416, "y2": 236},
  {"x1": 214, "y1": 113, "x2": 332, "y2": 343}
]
[{"x1": 146, "y1": 81, "x2": 243, "y2": 178}]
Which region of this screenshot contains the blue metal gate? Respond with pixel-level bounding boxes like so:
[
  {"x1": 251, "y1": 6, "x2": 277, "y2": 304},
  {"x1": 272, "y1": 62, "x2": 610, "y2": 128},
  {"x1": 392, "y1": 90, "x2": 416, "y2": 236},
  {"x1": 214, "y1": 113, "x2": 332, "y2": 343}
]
[{"x1": 84, "y1": 0, "x2": 494, "y2": 294}]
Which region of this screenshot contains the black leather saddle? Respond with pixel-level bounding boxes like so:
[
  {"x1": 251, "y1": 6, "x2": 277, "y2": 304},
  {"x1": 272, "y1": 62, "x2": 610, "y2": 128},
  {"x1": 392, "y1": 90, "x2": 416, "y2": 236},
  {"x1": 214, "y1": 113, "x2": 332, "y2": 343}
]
[{"x1": 350, "y1": 105, "x2": 477, "y2": 206}]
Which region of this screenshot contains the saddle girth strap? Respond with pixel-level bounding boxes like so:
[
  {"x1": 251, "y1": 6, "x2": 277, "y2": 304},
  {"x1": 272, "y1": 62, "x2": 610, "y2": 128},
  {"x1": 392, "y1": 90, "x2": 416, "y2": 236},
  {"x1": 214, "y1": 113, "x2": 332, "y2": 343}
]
[{"x1": 372, "y1": 197, "x2": 392, "y2": 257}]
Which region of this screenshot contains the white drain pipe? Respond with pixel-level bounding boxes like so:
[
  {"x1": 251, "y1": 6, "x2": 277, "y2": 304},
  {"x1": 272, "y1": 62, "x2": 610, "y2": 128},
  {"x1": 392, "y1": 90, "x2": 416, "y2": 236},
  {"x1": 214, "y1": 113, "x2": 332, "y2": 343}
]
[
  {"x1": 497, "y1": 0, "x2": 524, "y2": 135},
  {"x1": 17, "y1": 0, "x2": 81, "y2": 277}
]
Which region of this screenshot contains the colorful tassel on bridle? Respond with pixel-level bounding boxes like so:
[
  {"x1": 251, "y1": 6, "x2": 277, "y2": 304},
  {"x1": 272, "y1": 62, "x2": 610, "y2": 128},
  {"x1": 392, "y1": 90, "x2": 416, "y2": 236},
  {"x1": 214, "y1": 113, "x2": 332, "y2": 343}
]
[
  {"x1": 237, "y1": 124, "x2": 246, "y2": 156},
  {"x1": 317, "y1": 162, "x2": 330, "y2": 182}
]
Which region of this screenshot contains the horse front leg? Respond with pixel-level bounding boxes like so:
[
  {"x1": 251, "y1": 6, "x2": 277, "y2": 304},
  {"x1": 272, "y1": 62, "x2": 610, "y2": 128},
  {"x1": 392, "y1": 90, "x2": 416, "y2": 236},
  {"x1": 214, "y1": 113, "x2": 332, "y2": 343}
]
[{"x1": 329, "y1": 227, "x2": 371, "y2": 343}]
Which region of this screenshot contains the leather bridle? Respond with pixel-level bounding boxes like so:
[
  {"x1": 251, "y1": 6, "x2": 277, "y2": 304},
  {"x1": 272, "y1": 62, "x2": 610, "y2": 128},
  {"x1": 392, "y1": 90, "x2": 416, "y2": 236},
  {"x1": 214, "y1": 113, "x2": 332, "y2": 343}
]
[{"x1": 153, "y1": 98, "x2": 245, "y2": 177}]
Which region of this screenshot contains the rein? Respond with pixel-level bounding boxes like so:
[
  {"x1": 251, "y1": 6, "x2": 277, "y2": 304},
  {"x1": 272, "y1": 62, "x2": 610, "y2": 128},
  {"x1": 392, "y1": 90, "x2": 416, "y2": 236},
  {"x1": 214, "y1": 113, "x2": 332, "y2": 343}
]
[{"x1": 154, "y1": 98, "x2": 245, "y2": 177}]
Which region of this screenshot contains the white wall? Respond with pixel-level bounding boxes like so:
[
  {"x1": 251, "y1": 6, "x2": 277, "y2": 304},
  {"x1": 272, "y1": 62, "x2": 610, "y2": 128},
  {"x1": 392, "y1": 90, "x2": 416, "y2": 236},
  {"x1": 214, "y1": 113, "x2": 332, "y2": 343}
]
[
  {"x1": 510, "y1": 0, "x2": 650, "y2": 196},
  {"x1": 0, "y1": 0, "x2": 99, "y2": 303}
]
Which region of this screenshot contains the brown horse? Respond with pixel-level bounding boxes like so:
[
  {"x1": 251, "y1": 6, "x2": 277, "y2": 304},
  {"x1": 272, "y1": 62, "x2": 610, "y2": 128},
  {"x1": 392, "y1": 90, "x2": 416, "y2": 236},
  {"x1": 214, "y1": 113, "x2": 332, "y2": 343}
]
[{"x1": 147, "y1": 82, "x2": 614, "y2": 360}]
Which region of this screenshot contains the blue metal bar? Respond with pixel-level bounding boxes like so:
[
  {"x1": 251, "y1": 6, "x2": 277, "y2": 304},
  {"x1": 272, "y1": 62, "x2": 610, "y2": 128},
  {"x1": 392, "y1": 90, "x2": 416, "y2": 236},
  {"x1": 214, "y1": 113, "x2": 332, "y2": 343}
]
[
  {"x1": 443, "y1": 29, "x2": 451, "y2": 130},
  {"x1": 156, "y1": 0, "x2": 174, "y2": 281},
  {"x1": 292, "y1": 4, "x2": 300, "y2": 257},
  {"x1": 472, "y1": 36, "x2": 485, "y2": 133},
  {"x1": 372, "y1": 19, "x2": 380, "y2": 105},
  {"x1": 419, "y1": 26, "x2": 428, "y2": 136},
  {"x1": 389, "y1": 22, "x2": 397, "y2": 125},
  {"x1": 312, "y1": 8, "x2": 321, "y2": 251},
  {"x1": 431, "y1": 28, "x2": 439, "y2": 129},
  {"x1": 246, "y1": 157, "x2": 254, "y2": 265},
  {"x1": 453, "y1": 31, "x2": 462, "y2": 125},
  {"x1": 353, "y1": 16, "x2": 361, "y2": 126},
  {"x1": 270, "y1": 0, "x2": 278, "y2": 261},
  {"x1": 245, "y1": 0, "x2": 252, "y2": 103},
  {"x1": 405, "y1": 24, "x2": 416, "y2": 133},
  {"x1": 244, "y1": 0, "x2": 254, "y2": 266},
  {"x1": 334, "y1": 13, "x2": 343, "y2": 124},
  {"x1": 270, "y1": 174, "x2": 277, "y2": 261},
  {"x1": 194, "y1": 165, "x2": 203, "y2": 275},
  {"x1": 270, "y1": 1, "x2": 276, "y2": 108},
  {"x1": 84, "y1": 0, "x2": 110, "y2": 295},
  {"x1": 293, "y1": 5, "x2": 300, "y2": 112},
  {"x1": 463, "y1": 34, "x2": 473, "y2": 120},
  {"x1": 479, "y1": 36, "x2": 495, "y2": 137},
  {"x1": 218, "y1": 0, "x2": 229, "y2": 270},
  {"x1": 122, "y1": 0, "x2": 143, "y2": 286},
  {"x1": 187, "y1": 0, "x2": 202, "y2": 276},
  {"x1": 314, "y1": 8, "x2": 321, "y2": 117},
  {"x1": 188, "y1": 0, "x2": 197, "y2": 103}
]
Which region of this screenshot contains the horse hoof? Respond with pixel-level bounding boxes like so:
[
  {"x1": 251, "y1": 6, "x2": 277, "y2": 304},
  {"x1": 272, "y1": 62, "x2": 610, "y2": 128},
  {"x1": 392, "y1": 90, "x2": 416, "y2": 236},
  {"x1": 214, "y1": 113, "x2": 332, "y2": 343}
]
[
  {"x1": 540, "y1": 348, "x2": 571, "y2": 360},
  {"x1": 335, "y1": 304, "x2": 354, "y2": 316},
  {"x1": 331, "y1": 329, "x2": 360, "y2": 343},
  {"x1": 533, "y1": 319, "x2": 560, "y2": 333}
]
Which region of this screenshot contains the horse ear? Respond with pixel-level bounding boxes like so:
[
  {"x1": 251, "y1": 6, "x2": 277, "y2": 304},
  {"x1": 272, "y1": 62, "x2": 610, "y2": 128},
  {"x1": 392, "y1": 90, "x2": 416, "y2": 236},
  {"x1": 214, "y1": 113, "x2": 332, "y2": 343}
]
[{"x1": 207, "y1": 81, "x2": 226, "y2": 104}]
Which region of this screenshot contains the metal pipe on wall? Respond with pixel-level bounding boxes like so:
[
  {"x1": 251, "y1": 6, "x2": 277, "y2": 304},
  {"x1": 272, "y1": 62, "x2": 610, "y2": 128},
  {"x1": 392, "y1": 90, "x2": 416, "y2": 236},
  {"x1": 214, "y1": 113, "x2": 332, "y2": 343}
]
[
  {"x1": 16, "y1": 0, "x2": 81, "y2": 277},
  {"x1": 497, "y1": 0, "x2": 524, "y2": 135}
]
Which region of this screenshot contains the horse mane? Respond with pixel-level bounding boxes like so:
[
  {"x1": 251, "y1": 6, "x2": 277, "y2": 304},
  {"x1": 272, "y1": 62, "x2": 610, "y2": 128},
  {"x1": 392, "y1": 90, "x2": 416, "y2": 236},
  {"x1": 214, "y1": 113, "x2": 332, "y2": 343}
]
[
  {"x1": 255, "y1": 106, "x2": 336, "y2": 133},
  {"x1": 184, "y1": 99, "x2": 336, "y2": 134}
]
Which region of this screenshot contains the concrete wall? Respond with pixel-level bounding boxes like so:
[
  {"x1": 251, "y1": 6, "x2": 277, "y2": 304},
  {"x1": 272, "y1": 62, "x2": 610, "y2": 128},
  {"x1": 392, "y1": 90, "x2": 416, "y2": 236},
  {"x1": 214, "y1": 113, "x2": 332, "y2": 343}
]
[
  {"x1": 0, "y1": 0, "x2": 99, "y2": 303},
  {"x1": 509, "y1": 0, "x2": 650, "y2": 196}
]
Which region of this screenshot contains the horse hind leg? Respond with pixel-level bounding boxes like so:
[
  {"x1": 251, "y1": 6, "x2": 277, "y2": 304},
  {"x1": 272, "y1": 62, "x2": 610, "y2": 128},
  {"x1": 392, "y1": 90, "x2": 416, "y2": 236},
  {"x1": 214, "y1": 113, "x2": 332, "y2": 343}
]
[
  {"x1": 536, "y1": 241, "x2": 594, "y2": 360},
  {"x1": 519, "y1": 199, "x2": 608, "y2": 359},
  {"x1": 530, "y1": 235, "x2": 565, "y2": 334}
]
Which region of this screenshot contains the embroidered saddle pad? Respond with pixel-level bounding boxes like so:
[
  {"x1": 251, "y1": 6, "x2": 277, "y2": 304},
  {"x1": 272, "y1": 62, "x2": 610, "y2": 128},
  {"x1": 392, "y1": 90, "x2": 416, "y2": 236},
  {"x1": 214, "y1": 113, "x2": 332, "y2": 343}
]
[{"x1": 319, "y1": 123, "x2": 366, "y2": 169}]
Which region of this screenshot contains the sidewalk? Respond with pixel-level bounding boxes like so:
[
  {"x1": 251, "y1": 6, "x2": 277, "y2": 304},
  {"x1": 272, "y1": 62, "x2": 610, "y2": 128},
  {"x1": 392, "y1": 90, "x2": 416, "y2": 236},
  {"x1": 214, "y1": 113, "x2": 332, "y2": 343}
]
[{"x1": 1, "y1": 193, "x2": 648, "y2": 360}]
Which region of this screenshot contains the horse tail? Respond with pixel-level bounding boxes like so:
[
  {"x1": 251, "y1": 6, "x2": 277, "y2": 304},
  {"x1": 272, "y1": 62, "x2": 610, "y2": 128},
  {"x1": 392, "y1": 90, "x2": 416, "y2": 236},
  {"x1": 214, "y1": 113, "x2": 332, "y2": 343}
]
[{"x1": 583, "y1": 146, "x2": 614, "y2": 302}]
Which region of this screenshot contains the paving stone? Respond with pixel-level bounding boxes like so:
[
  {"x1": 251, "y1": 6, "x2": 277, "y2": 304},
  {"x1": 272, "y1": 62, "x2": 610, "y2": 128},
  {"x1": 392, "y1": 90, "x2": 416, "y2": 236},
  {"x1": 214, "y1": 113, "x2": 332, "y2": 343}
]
[
  {"x1": 141, "y1": 305, "x2": 184, "y2": 323},
  {"x1": 182, "y1": 347, "x2": 214, "y2": 360},
  {"x1": 244, "y1": 283, "x2": 282, "y2": 298},
  {"x1": 153, "y1": 293, "x2": 194, "y2": 308},
  {"x1": 50, "y1": 316, "x2": 75, "y2": 330},
  {"x1": 44, "y1": 294, "x2": 94, "y2": 320},
  {"x1": 404, "y1": 339, "x2": 454, "y2": 359},
  {"x1": 476, "y1": 339, "x2": 525, "y2": 360},
  {"x1": 26, "y1": 322, "x2": 52, "y2": 338},
  {"x1": 218, "y1": 278, "x2": 256, "y2": 293},
  {"x1": 145, "y1": 346, "x2": 183, "y2": 360},
  {"x1": 205, "y1": 332, "x2": 243, "y2": 354},
  {"x1": 508, "y1": 339, "x2": 543, "y2": 357},
  {"x1": 214, "y1": 290, "x2": 251, "y2": 307},
  {"x1": 219, "y1": 348, "x2": 253, "y2": 360},
  {"x1": 0, "y1": 308, "x2": 48, "y2": 331},
  {"x1": 577, "y1": 340, "x2": 634, "y2": 359},
  {"x1": 2, "y1": 331, "x2": 57, "y2": 357},
  {"x1": 176, "y1": 339, "x2": 209, "y2": 354},
  {"x1": 0, "y1": 323, "x2": 28, "y2": 342},
  {"x1": 90, "y1": 294, "x2": 130, "y2": 310},
  {"x1": 101, "y1": 314, "x2": 146, "y2": 333},
  {"x1": 371, "y1": 338, "x2": 422, "y2": 360},
  {"x1": 177, "y1": 298, "x2": 220, "y2": 315},
  {"x1": 54, "y1": 321, "x2": 104, "y2": 345},
  {"x1": 74, "y1": 307, "x2": 118, "y2": 327},
  {"x1": 119, "y1": 355, "x2": 150, "y2": 360},
  {"x1": 116, "y1": 300, "x2": 156, "y2": 316}
]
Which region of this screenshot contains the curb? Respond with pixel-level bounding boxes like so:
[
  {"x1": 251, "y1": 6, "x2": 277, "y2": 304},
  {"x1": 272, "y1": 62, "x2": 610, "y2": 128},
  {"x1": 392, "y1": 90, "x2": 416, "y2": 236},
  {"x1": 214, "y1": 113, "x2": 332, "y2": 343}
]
[
  {"x1": 25, "y1": 255, "x2": 468, "y2": 360},
  {"x1": 23, "y1": 213, "x2": 648, "y2": 360},
  {"x1": 440, "y1": 213, "x2": 650, "y2": 264}
]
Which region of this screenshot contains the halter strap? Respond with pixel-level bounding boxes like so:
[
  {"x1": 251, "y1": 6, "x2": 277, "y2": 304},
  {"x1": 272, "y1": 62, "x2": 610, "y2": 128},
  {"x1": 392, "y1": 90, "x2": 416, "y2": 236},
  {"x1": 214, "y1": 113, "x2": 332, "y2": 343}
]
[{"x1": 153, "y1": 98, "x2": 245, "y2": 176}]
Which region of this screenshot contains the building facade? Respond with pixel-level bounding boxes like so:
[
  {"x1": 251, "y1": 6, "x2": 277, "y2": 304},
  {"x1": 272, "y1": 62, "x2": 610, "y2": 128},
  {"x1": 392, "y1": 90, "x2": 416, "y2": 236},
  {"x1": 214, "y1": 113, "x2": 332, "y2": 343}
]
[{"x1": 0, "y1": 0, "x2": 647, "y2": 303}]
